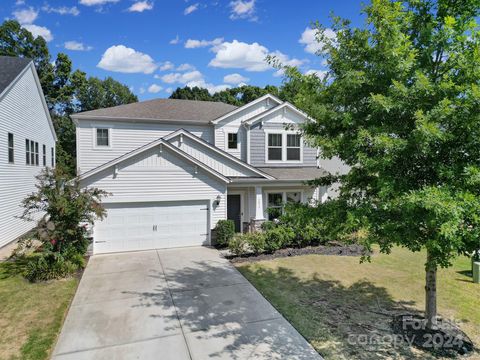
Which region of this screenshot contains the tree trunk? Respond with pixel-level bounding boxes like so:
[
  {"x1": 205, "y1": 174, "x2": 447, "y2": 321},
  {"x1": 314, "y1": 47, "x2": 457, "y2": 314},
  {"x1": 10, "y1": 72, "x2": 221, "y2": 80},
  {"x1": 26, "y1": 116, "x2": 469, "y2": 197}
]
[{"x1": 425, "y1": 250, "x2": 438, "y2": 330}]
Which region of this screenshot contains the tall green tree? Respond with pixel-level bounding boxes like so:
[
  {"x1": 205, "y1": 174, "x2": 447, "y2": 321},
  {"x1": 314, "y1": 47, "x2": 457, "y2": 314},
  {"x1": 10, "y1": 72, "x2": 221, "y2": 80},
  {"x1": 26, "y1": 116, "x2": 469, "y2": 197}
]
[{"x1": 281, "y1": 0, "x2": 480, "y2": 330}]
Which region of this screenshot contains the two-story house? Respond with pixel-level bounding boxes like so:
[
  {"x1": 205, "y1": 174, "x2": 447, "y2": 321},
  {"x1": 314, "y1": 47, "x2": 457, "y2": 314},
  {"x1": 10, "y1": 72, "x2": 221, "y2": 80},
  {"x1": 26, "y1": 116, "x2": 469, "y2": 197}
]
[
  {"x1": 0, "y1": 56, "x2": 57, "y2": 248},
  {"x1": 73, "y1": 94, "x2": 331, "y2": 254}
]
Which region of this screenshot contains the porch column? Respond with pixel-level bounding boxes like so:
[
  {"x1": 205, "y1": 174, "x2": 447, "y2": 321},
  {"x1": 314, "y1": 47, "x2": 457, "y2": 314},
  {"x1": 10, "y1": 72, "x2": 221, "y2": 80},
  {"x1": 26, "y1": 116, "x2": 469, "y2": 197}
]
[{"x1": 254, "y1": 186, "x2": 265, "y2": 220}]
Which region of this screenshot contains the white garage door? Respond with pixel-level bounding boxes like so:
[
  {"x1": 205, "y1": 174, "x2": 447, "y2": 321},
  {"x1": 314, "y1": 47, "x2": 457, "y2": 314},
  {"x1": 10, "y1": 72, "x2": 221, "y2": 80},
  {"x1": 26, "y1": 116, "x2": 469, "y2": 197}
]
[{"x1": 94, "y1": 201, "x2": 209, "y2": 254}]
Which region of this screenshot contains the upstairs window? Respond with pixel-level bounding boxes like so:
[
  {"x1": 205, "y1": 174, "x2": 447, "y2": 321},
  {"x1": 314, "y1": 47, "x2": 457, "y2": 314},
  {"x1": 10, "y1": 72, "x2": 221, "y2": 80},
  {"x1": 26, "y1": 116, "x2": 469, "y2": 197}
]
[
  {"x1": 286, "y1": 134, "x2": 301, "y2": 161},
  {"x1": 96, "y1": 128, "x2": 109, "y2": 147},
  {"x1": 42, "y1": 144, "x2": 46, "y2": 166},
  {"x1": 51, "y1": 147, "x2": 55, "y2": 167},
  {"x1": 227, "y1": 133, "x2": 238, "y2": 149},
  {"x1": 267, "y1": 133, "x2": 282, "y2": 161},
  {"x1": 25, "y1": 139, "x2": 30, "y2": 165},
  {"x1": 8, "y1": 133, "x2": 14, "y2": 163}
]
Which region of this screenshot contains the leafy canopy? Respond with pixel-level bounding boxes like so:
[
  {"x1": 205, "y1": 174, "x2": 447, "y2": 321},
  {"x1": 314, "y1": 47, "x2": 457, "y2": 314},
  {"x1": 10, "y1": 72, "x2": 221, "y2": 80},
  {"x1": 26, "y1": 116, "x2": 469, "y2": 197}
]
[{"x1": 283, "y1": 0, "x2": 480, "y2": 269}]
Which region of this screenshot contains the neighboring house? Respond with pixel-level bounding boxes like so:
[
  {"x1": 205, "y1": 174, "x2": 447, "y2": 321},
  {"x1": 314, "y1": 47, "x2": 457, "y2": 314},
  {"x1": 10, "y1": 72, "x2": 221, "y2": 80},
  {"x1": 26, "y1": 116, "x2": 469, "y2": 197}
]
[
  {"x1": 0, "y1": 56, "x2": 57, "y2": 248},
  {"x1": 73, "y1": 94, "x2": 333, "y2": 254}
]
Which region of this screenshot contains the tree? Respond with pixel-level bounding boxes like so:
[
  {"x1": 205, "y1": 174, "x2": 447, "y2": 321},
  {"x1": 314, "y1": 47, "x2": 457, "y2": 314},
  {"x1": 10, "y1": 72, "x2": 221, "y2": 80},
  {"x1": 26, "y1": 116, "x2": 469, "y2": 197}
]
[{"x1": 280, "y1": 0, "x2": 480, "y2": 330}]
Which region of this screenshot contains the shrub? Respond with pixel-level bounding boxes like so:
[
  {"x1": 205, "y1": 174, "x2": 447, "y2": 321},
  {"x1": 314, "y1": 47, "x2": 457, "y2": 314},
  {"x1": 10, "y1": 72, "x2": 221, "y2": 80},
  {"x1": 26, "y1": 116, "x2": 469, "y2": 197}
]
[
  {"x1": 260, "y1": 221, "x2": 277, "y2": 231},
  {"x1": 24, "y1": 253, "x2": 80, "y2": 282},
  {"x1": 264, "y1": 227, "x2": 295, "y2": 253},
  {"x1": 215, "y1": 220, "x2": 235, "y2": 247},
  {"x1": 244, "y1": 232, "x2": 266, "y2": 254},
  {"x1": 228, "y1": 234, "x2": 247, "y2": 256}
]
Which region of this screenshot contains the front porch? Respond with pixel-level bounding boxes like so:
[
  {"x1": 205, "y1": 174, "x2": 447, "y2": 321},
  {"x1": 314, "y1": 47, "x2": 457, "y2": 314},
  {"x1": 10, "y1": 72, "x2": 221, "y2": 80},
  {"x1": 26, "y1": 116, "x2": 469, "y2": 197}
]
[{"x1": 226, "y1": 183, "x2": 328, "y2": 233}]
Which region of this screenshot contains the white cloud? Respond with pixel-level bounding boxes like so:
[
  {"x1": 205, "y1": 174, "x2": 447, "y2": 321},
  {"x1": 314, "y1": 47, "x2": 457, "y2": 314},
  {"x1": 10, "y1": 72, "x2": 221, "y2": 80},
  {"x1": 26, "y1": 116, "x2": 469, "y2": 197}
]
[
  {"x1": 97, "y1": 45, "x2": 157, "y2": 73},
  {"x1": 13, "y1": 7, "x2": 38, "y2": 24},
  {"x1": 165, "y1": 87, "x2": 173, "y2": 94},
  {"x1": 306, "y1": 69, "x2": 328, "y2": 79},
  {"x1": 223, "y1": 73, "x2": 249, "y2": 84},
  {"x1": 184, "y1": 37, "x2": 223, "y2": 49},
  {"x1": 160, "y1": 70, "x2": 204, "y2": 84},
  {"x1": 127, "y1": 1, "x2": 154, "y2": 12},
  {"x1": 209, "y1": 40, "x2": 303, "y2": 72},
  {"x1": 139, "y1": 87, "x2": 146, "y2": 94},
  {"x1": 176, "y1": 63, "x2": 195, "y2": 71},
  {"x1": 42, "y1": 5, "x2": 80, "y2": 16},
  {"x1": 299, "y1": 27, "x2": 336, "y2": 54},
  {"x1": 64, "y1": 41, "x2": 93, "y2": 51},
  {"x1": 186, "y1": 80, "x2": 230, "y2": 94},
  {"x1": 15, "y1": 0, "x2": 25, "y2": 5},
  {"x1": 148, "y1": 84, "x2": 162, "y2": 93},
  {"x1": 80, "y1": 0, "x2": 119, "y2": 6},
  {"x1": 23, "y1": 24, "x2": 53, "y2": 42},
  {"x1": 184, "y1": 3, "x2": 199, "y2": 15},
  {"x1": 229, "y1": 0, "x2": 256, "y2": 20},
  {"x1": 169, "y1": 35, "x2": 180, "y2": 45},
  {"x1": 158, "y1": 61, "x2": 174, "y2": 71}
]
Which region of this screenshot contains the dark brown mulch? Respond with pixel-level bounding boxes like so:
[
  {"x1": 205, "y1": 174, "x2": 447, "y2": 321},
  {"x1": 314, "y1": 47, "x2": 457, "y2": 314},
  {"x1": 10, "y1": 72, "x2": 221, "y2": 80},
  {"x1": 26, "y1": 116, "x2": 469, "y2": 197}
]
[
  {"x1": 392, "y1": 314, "x2": 475, "y2": 358},
  {"x1": 228, "y1": 242, "x2": 367, "y2": 263}
]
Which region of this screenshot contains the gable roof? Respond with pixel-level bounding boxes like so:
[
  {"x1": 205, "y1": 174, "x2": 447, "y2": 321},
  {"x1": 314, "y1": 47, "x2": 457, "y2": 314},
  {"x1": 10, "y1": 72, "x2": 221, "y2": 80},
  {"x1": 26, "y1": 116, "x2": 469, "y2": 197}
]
[
  {"x1": 77, "y1": 136, "x2": 230, "y2": 184},
  {"x1": 211, "y1": 94, "x2": 283, "y2": 124},
  {"x1": 242, "y1": 102, "x2": 313, "y2": 126},
  {"x1": 163, "y1": 129, "x2": 275, "y2": 179},
  {"x1": 0, "y1": 56, "x2": 32, "y2": 97},
  {"x1": 72, "y1": 98, "x2": 237, "y2": 124}
]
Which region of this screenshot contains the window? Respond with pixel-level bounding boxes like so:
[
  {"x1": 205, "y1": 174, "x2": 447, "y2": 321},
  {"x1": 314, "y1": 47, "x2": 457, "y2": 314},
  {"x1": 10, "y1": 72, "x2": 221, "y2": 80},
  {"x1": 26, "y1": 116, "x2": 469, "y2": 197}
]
[
  {"x1": 42, "y1": 144, "x2": 46, "y2": 166},
  {"x1": 267, "y1": 134, "x2": 282, "y2": 161},
  {"x1": 96, "y1": 128, "x2": 109, "y2": 147},
  {"x1": 8, "y1": 133, "x2": 14, "y2": 163},
  {"x1": 227, "y1": 133, "x2": 238, "y2": 149},
  {"x1": 25, "y1": 139, "x2": 30, "y2": 165},
  {"x1": 51, "y1": 147, "x2": 55, "y2": 167},
  {"x1": 267, "y1": 193, "x2": 283, "y2": 221},
  {"x1": 30, "y1": 140, "x2": 35, "y2": 165},
  {"x1": 286, "y1": 134, "x2": 301, "y2": 161},
  {"x1": 35, "y1": 142, "x2": 39, "y2": 166},
  {"x1": 267, "y1": 191, "x2": 302, "y2": 221}
]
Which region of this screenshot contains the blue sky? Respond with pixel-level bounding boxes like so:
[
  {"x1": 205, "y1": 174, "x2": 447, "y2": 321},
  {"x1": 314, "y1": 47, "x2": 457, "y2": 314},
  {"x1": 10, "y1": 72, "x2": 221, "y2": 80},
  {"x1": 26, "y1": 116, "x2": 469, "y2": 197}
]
[{"x1": 1, "y1": 0, "x2": 365, "y2": 100}]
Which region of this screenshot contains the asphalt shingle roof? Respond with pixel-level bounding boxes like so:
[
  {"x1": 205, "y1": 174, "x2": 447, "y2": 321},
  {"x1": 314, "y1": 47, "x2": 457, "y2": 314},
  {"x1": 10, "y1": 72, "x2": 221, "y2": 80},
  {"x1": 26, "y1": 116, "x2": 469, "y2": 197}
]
[
  {"x1": 256, "y1": 167, "x2": 329, "y2": 181},
  {"x1": 0, "y1": 56, "x2": 32, "y2": 95},
  {"x1": 73, "y1": 98, "x2": 238, "y2": 123}
]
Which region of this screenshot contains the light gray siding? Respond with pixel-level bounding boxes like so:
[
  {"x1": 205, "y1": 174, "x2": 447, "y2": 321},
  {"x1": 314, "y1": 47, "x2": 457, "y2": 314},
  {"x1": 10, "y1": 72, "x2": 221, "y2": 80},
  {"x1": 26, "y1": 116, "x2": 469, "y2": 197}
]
[
  {"x1": 168, "y1": 135, "x2": 259, "y2": 177},
  {"x1": 249, "y1": 122, "x2": 317, "y2": 167},
  {"x1": 76, "y1": 120, "x2": 214, "y2": 174},
  {"x1": 80, "y1": 144, "x2": 227, "y2": 229},
  {"x1": 0, "y1": 66, "x2": 56, "y2": 247}
]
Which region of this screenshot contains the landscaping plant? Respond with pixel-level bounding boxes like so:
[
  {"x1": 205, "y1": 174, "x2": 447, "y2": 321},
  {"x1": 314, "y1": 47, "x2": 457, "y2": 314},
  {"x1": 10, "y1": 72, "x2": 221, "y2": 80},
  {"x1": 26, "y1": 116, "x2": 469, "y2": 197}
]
[
  {"x1": 277, "y1": 0, "x2": 480, "y2": 331},
  {"x1": 20, "y1": 168, "x2": 108, "y2": 281},
  {"x1": 214, "y1": 219, "x2": 236, "y2": 247}
]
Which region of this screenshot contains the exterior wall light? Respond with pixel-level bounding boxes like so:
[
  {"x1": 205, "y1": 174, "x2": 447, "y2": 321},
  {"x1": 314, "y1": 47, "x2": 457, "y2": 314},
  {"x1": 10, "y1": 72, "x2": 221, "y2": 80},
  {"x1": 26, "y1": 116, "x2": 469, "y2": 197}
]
[{"x1": 214, "y1": 195, "x2": 221, "y2": 206}]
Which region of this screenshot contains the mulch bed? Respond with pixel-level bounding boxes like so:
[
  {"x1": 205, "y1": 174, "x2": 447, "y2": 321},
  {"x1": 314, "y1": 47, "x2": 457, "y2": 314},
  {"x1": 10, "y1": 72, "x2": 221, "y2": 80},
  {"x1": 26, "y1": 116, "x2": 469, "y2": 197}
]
[
  {"x1": 392, "y1": 314, "x2": 475, "y2": 358},
  {"x1": 228, "y1": 242, "x2": 367, "y2": 263}
]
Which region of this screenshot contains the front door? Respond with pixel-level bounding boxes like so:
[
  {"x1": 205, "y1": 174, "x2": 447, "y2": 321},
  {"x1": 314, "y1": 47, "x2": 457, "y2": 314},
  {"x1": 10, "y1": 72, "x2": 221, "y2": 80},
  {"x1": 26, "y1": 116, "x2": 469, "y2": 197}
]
[{"x1": 227, "y1": 194, "x2": 242, "y2": 232}]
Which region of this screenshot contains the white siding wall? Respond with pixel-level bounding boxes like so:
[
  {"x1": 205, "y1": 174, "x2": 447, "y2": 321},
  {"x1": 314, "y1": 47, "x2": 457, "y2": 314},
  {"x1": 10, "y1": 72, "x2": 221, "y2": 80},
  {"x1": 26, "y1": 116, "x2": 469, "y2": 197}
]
[
  {"x1": 0, "y1": 67, "x2": 56, "y2": 247},
  {"x1": 76, "y1": 120, "x2": 214, "y2": 174},
  {"x1": 168, "y1": 136, "x2": 258, "y2": 177},
  {"x1": 214, "y1": 98, "x2": 276, "y2": 159},
  {"x1": 80, "y1": 145, "x2": 227, "y2": 229}
]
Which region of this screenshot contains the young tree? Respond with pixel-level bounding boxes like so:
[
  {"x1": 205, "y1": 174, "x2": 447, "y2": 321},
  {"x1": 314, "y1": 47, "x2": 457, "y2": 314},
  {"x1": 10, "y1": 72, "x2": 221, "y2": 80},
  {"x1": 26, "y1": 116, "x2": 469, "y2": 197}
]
[{"x1": 281, "y1": 0, "x2": 480, "y2": 330}]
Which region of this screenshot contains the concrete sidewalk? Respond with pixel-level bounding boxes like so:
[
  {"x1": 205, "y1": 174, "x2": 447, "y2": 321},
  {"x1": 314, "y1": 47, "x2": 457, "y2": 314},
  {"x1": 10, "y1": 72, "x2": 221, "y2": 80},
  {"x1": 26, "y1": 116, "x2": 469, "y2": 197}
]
[{"x1": 53, "y1": 247, "x2": 322, "y2": 359}]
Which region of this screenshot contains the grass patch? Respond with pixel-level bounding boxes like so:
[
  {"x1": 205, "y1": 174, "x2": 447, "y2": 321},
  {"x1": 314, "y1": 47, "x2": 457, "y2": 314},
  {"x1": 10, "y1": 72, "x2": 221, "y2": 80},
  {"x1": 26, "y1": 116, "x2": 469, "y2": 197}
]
[
  {"x1": 0, "y1": 260, "x2": 79, "y2": 360},
  {"x1": 236, "y1": 246, "x2": 480, "y2": 360}
]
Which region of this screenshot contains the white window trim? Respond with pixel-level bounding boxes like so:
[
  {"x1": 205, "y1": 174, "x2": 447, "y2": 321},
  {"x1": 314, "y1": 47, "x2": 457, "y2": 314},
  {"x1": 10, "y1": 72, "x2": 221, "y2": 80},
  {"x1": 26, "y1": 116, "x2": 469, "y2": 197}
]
[
  {"x1": 223, "y1": 127, "x2": 241, "y2": 152},
  {"x1": 264, "y1": 130, "x2": 303, "y2": 164},
  {"x1": 264, "y1": 189, "x2": 304, "y2": 219},
  {"x1": 93, "y1": 126, "x2": 112, "y2": 150}
]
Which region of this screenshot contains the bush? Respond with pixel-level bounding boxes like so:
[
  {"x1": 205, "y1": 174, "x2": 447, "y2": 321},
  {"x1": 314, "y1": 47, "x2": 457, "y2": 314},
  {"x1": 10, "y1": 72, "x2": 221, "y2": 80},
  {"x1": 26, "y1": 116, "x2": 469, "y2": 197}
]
[
  {"x1": 215, "y1": 220, "x2": 235, "y2": 247},
  {"x1": 260, "y1": 221, "x2": 277, "y2": 231},
  {"x1": 24, "y1": 253, "x2": 82, "y2": 282},
  {"x1": 264, "y1": 227, "x2": 295, "y2": 253},
  {"x1": 244, "y1": 232, "x2": 266, "y2": 254},
  {"x1": 228, "y1": 234, "x2": 247, "y2": 256}
]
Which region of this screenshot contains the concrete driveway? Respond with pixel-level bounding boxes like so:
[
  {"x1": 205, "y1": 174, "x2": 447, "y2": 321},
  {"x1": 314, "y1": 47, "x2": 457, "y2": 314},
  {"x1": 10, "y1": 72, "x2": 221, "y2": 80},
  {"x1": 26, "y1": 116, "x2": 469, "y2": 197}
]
[{"x1": 53, "y1": 247, "x2": 322, "y2": 360}]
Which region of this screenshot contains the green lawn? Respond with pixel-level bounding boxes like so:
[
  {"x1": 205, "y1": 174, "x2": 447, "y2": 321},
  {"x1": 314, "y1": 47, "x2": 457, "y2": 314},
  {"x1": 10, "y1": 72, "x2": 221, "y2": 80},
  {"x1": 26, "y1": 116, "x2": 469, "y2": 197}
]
[
  {"x1": 0, "y1": 261, "x2": 78, "y2": 360},
  {"x1": 236, "y1": 247, "x2": 480, "y2": 360}
]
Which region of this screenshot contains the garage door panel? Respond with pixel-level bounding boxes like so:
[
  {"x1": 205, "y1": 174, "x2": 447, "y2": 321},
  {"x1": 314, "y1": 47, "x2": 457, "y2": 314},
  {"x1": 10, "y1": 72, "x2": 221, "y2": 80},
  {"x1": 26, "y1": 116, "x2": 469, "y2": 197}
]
[{"x1": 94, "y1": 201, "x2": 209, "y2": 254}]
